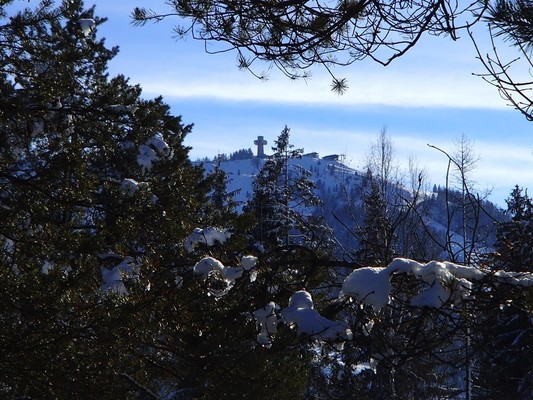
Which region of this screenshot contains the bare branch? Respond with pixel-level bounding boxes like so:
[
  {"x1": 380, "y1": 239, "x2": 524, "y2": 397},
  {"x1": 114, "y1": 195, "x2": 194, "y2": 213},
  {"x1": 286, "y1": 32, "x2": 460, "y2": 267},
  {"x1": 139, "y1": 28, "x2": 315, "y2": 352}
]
[{"x1": 132, "y1": 0, "x2": 488, "y2": 91}]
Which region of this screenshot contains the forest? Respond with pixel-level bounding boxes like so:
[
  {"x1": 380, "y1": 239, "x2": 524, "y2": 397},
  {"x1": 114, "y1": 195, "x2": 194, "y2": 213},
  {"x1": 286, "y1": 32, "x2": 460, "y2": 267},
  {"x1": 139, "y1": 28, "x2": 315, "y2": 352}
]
[{"x1": 1, "y1": 1, "x2": 532, "y2": 399}]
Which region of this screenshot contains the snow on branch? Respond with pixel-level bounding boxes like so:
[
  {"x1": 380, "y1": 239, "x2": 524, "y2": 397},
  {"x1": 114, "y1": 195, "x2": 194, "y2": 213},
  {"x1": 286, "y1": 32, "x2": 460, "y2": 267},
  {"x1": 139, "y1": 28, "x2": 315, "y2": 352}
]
[
  {"x1": 78, "y1": 18, "x2": 95, "y2": 36},
  {"x1": 192, "y1": 255, "x2": 258, "y2": 297},
  {"x1": 281, "y1": 290, "x2": 353, "y2": 342},
  {"x1": 100, "y1": 256, "x2": 140, "y2": 296},
  {"x1": 185, "y1": 227, "x2": 232, "y2": 252},
  {"x1": 253, "y1": 302, "x2": 280, "y2": 347},
  {"x1": 253, "y1": 290, "x2": 353, "y2": 348},
  {"x1": 341, "y1": 258, "x2": 533, "y2": 311},
  {"x1": 136, "y1": 134, "x2": 171, "y2": 172},
  {"x1": 184, "y1": 249, "x2": 532, "y2": 349}
]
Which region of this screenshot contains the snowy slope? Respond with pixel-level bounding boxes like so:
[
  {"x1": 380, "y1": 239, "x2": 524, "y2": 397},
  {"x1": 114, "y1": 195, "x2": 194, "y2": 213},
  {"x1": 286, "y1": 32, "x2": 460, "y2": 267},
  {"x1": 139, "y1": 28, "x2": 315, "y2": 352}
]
[
  {"x1": 198, "y1": 154, "x2": 505, "y2": 259},
  {"x1": 201, "y1": 154, "x2": 363, "y2": 208}
]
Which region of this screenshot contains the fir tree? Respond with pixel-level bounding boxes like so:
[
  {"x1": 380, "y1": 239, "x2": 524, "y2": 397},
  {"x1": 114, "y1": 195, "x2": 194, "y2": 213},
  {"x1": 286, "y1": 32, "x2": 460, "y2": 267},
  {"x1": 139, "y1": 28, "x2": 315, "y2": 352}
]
[
  {"x1": 472, "y1": 185, "x2": 533, "y2": 399},
  {"x1": 0, "y1": 3, "x2": 319, "y2": 397},
  {"x1": 0, "y1": 1, "x2": 219, "y2": 396},
  {"x1": 492, "y1": 185, "x2": 533, "y2": 272},
  {"x1": 246, "y1": 126, "x2": 333, "y2": 253},
  {"x1": 356, "y1": 178, "x2": 394, "y2": 264}
]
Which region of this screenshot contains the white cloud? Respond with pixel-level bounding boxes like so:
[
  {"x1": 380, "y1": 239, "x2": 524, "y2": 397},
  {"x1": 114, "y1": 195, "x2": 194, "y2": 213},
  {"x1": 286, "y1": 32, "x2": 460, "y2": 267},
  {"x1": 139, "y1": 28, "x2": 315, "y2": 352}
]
[
  {"x1": 140, "y1": 66, "x2": 505, "y2": 110},
  {"x1": 94, "y1": 0, "x2": 523, "y2": 112},
  {"x1": 90, "y1": 0, "x2": 532, "y2": 207},
  {"x1": 129, "y1": 25, "x2": 507, "y2": 110}
]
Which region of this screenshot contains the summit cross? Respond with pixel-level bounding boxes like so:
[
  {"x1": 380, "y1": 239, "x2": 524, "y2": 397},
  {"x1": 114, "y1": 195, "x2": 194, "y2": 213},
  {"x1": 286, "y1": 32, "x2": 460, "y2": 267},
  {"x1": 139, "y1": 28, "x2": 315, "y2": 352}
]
[{"x1": 254, "y1": 136, "x2": 267, "y2": 158}]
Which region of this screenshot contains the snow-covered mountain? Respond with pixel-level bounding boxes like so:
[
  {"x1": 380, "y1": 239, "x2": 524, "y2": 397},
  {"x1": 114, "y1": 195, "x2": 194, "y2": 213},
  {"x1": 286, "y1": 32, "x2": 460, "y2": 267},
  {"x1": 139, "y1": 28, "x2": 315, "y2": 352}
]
[
  {"x1": 199, "y1": 153, "x2": 505, "y2": 261},
  {"x1": 202, "y1": 153, "x2": 359, "y2": 207}
]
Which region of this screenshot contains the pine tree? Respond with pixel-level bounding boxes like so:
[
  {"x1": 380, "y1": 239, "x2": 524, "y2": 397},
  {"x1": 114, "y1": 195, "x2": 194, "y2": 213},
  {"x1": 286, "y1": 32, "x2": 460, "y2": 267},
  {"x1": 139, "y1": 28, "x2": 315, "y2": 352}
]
[
  {"x1": 472, "y1": 186, "x2": 533, "y2": 399},
  {"x1": 355, "y1": 178, "x2": 394, "y2": 264},
  {"x1": 0, "y1": 3, "x2": 321, "y2": 398},
  {"x1": 246, "y1": 126, "x2": 333, "y2": 253},
  {"x1": 0, "y1": 1, "x2": 217, "y2": 396},
  {"x1": 492, "y1": 185, "x2": 533, "y2": 272}
]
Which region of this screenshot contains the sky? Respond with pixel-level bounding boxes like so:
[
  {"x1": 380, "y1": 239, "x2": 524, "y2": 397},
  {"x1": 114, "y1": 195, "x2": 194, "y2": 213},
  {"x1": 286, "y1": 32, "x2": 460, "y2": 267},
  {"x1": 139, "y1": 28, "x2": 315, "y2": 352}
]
[{"x1": 12, "y1": 1, "x2": 533, "y2": 207}]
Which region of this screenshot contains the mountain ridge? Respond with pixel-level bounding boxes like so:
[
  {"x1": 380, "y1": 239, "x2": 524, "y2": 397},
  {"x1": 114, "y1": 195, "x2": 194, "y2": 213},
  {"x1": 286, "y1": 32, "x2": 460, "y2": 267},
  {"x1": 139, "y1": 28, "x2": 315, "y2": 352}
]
[{"x1": 199, "y1": 153, "x2": 506, "y2": 262}]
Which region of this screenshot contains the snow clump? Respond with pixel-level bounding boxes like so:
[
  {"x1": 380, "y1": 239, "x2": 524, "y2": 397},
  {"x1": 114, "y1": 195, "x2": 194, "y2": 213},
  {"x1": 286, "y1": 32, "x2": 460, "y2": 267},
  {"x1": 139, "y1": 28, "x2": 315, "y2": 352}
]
[
  {"x1": 136, "y1": 134, "x2": 171, "y2": 172},
  {"x1": 280, "y1": 290, "x2": 353, "y2": 342},
  {"x1": 193, "y1": 255, "x2": 259, "y2": 297},
  {"x1": 340, "y1": 258, "x2": 526, "y2": 310},
  {"x1": 78, "y1": 18, "x2": 95, "y2": 36},
  {"x1": 240, "y1": 255, "x2": 258, "y2": 271},
  {"x1": 253, "y1": 302, "x2": 280, "y2": 347},
  {"x1": 185, "y1": 227, "x2": 231, "y2": 252},
  {"x1": 100, "y1": 257, "x2": 139, "y2": 296},
  {"x1": 40, "y1": 260, "x2": 72, "y2": 276},
  {"x1": 145, "y1": 135, "x2": 170, "y2": 157},
  {"x1": 120, "y1": 178, "x2": 149, "y2": 197},
  {"x1": 241, "y1": 255, "x2": 258, "y2": 282},
  {"x1": 193, "y1": 256, "x2": 225, "y2": 280},
  {"x1": 493, "y1": 270, "x2": 533, "y2": 286},
  {"x1": 341, "y1": 267, "x2": 391, "y2": 310},
  {"x1": 106, "y1": 104, "x2": 138, "y2": 114}
]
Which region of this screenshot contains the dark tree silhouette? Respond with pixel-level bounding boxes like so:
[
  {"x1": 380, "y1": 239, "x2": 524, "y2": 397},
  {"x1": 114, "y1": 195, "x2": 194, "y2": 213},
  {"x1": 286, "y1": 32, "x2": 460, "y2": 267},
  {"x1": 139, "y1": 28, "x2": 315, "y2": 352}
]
[
  {"x1": 132, "y1": 0, "x2": 486, "y2": 93},
  {"x1": 472, "y1": 0, "x2": 533, "y2": 120}
]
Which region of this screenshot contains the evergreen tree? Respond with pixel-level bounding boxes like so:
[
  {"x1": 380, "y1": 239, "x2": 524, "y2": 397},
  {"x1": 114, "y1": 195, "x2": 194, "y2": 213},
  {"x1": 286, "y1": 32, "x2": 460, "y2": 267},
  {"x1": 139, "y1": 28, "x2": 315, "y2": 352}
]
[
  {"x1": 0, "y1": 1, "x2": 233, "y2": 396},
  {"x1": 492, "y1": 185, "x2": 533, "y2": 272},
  {"x1": 472, "y1": 185, "x2": 533, "y2": 399},
  {"x1": 356, "y1": 177, "x2": 393, "y2": 264},
  {"x1": 229, "y1": 147, "x2": 254, "y2": 161},
  {"x1": 246, "y1": 126, "x2": 333, "y2": 253},
  {"x1": 0, "y1": 3, "x2": 320, "y2": 397}
]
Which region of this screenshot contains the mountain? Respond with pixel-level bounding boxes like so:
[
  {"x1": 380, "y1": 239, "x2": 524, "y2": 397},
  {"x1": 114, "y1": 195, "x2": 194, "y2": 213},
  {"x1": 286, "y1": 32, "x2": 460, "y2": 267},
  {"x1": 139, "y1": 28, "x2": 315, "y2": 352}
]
[{"x1": 199, "y1": 153, "x2": 506, "y2": 262}]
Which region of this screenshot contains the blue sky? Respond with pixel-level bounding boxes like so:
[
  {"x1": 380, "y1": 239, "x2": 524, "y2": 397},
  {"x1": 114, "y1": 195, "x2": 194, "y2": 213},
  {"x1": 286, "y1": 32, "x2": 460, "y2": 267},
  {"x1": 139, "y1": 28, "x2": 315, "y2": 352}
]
[{"x1": 14, "y1": 1, "x2": 533, "y2": 206}]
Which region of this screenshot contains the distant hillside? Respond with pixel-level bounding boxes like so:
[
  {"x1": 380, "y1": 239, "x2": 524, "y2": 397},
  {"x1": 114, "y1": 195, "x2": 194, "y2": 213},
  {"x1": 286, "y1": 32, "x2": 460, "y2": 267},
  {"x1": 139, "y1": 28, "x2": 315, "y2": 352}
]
[{"x1": 199, "y1": 153, "x2": 506, "y2": 261}]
